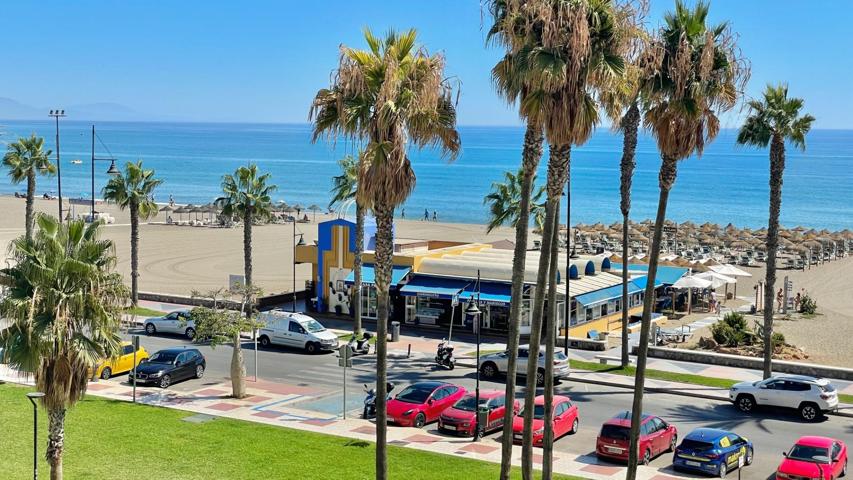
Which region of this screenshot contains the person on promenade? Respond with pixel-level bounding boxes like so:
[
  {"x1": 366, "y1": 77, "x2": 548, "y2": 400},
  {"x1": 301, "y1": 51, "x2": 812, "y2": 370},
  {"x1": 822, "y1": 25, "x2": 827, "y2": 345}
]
[
  {"x1": 710, "y1": 290, "x2": 717, "y2": 312},
  {"x1": 794, "y1": 292, "x2": 802, "y2": 312},
  {"x1": 776, "y1": 288, "x2": 783, "y2": 312},
  {"x1": 715, "y1": 300, "x2": 721, "y2": 317}
]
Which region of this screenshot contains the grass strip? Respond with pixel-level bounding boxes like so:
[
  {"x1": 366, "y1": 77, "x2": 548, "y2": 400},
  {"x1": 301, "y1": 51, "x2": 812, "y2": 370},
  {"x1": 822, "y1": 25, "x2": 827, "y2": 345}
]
[{"x1": 124, "y1": 306, "x2": 166, "y2": 317}]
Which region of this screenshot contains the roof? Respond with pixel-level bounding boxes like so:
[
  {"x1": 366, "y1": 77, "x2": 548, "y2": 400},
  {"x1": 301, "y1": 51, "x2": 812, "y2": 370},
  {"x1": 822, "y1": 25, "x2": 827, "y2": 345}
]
[
  {"x1": 344, "y1": 264, "x2": 410, "y2": 286},
  {"x1": 685, "y1": 428, "x2": 729, "y2": 441},
  {"x1": 464, "y1": 390, "x2": 504, "y2": 399},
  {"x1": 533, "y1": 395, "x2": 570, "y2": 405},
  {"x1": 773, "y1": 374, "x2": 830, "y2": 385},
  {"x1": 574, "y1": 280, "x2": 645, "y2": 306},
  {"x1": 795, "y1": 436, "x2": 836, "y2": 448},
  {"x1": 611, "y1": 263, "x2": 688, "y2": 285},
  {"x1": 605, "y1": 411, "x2": 653, "y2": 427},
  {"x1": 158, "y1": 347, "x2": 198, "y2": 353},
  {"x1": 630, "y1": 275, "x2": 664, "y2": 291},
  {"x1": 408, "y1": 381, "x2": 450, "y2": 390},
  {"x1": 555, "y1": 271, "x2": 624, "y2": 299}
]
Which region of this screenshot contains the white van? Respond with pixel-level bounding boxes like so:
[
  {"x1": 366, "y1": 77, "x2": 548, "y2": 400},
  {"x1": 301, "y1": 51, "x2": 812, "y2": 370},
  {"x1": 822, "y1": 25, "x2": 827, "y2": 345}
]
[{"x1": 257, "y1": 310, "x2": 339, "y2": 354}]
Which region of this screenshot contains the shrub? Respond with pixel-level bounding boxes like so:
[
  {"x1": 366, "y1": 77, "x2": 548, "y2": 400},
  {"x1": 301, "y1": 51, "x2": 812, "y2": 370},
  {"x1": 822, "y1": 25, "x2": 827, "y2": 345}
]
[
  {"x1": 771, "y1": 332, "x2": 786, "y2": 349},
  {"x1": 799, "y1": 294, "x2": 817, "y2": 315},
  {"x1": 710, "y1": 312, "x2": 753, "y2": 348}
]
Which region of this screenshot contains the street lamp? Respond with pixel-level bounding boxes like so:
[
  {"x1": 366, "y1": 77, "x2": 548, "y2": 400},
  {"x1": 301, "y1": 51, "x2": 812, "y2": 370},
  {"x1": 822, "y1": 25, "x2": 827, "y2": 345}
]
[
  {"x1": 26, "y1": 391, "x2": 45, "y2": 480},
  {"x1": 292, "y1": 221, "x2": 305, "y2": 312},
  {"x1": 466, "y1": 270, "x2": 482, "y2": 441},
  {"x1": 48, "y1": 110, "x2": 66, "y2": 222},
  {"x1": 90, "y1": 125, "x2": 121, "y2": 220}
]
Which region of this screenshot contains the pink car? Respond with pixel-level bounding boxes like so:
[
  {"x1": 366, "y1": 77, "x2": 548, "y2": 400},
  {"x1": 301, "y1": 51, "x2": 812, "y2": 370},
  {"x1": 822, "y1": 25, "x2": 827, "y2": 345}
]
[
  {"x1": 438, "y1": 390, "x2": 520, "y2": 437},
  {"x1": 386, "y1": 381, "x2": 466, "y2": 428},
  {"x1": 778, "y1": 436, "x2": 848, "y2": 480}
]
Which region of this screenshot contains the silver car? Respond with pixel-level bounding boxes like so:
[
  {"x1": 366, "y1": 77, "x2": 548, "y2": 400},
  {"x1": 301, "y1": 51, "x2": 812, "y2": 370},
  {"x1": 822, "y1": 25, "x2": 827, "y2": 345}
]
[
  {"x1": 478, "y1": 346, "x2": 570, "y2": 386},
  {"x1": 144, "y1": 310, "x2": 197, "y2": 340}
]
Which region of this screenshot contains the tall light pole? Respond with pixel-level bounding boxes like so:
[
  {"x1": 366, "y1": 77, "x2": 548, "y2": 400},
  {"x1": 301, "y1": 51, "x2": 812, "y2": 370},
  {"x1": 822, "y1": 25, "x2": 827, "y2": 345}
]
[
  {"x1": 292, "y1": 221, "x2": 305, "y2": 312},
  {"x1": 466, "y1": 270, "x2": 482, "y2": 441},
  {"x1": 90, "y1": 125, "x2": 121, "y2": 219},
  {"x1": 26, "y1": 391, "x2": 45, "y2": 480},
  {"x1": 564, "y1": 180, "x2": 571, "y2": 355},
  {"x1": 48, "y1": 110, "x2": 65, "y2": 222}
]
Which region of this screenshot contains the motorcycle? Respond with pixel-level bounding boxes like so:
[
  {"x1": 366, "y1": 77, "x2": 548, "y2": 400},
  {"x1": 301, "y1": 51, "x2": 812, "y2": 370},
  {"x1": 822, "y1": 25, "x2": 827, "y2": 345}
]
[
  {"x1": 347, "y1": 331, "x2": 373, "y2": 356},
  {"x1": 434, "y1": 338, "x2": 455, "y2": 370},
  {"x1": 363, "y1": 382, "x2": 395, "y2": 419}
]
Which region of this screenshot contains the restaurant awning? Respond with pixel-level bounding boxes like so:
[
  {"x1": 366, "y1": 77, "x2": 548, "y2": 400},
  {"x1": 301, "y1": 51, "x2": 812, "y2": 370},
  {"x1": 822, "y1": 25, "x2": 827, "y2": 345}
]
[
  {"x1": 344, "y1": 264, "x2": 410, "y2": 287},
  {"x1": 400, "y1": 275, "x2": 512, "y2": 306},
  {"x1": 574, "y1": 279, "x2": 647, "y2": 306}
]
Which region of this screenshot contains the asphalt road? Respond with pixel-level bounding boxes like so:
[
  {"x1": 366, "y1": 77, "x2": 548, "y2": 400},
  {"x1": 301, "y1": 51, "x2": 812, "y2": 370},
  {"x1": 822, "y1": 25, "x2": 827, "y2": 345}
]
[{"x1": 125, "y1": 330, "x2": 853, "y2": 480}]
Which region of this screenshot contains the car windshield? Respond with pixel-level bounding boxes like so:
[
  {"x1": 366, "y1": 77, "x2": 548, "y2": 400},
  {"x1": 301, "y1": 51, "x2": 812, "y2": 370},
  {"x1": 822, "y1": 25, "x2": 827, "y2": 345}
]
[
  {"x1": 148, "y1": 352, "x2": 178, "y2": 364},
  {"x1": 453, "y1": 395, "x2": 488, "y2": 412},
  {"x1": 520, "y1": 405, "x2": 546, "y2": 420},
  {"x1": 788, "y1": 445, "x2": 830, "y2": 463},
  {"x1": 395, "y1": 385, "x2": 435, "y2": 404},
  {"x1": 600, "y1": 425, "x2": 630, "y2": 440},
  {"x1": 302, "y1": 320, "x2": 325, "y2": 333},
  {"x1": 680, "y1": 439, "x2": 715, "y2": 451}
]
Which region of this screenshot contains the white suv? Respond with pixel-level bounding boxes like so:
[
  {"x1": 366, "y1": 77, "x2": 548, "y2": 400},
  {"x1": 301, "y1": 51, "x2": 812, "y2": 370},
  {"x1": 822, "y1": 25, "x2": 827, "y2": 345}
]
[
  {"x1": 478, "y1": 346, "x2": 570, "y2": 386},
  {"x1": 729, "y1": 374, "x2": 839, "y2": 421}
]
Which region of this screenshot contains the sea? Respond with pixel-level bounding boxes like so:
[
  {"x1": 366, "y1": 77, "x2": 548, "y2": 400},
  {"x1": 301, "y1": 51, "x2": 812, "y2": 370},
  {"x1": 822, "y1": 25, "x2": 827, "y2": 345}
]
[{"x1": 1, "y1": 120, "x2": 851, "y2": 231}]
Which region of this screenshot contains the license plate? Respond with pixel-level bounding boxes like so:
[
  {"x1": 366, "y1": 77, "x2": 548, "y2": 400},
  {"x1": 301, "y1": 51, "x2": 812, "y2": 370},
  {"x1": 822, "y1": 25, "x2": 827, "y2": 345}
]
[
  {"x1": 444, "y1": 425, "x2": 456, "y2": 431},
  {"x1": 606, "y1": 447, "x2": 623, "y2": 453},
  {"x1": 685, "y1": 461, "x2": 701, "y2": 467}
]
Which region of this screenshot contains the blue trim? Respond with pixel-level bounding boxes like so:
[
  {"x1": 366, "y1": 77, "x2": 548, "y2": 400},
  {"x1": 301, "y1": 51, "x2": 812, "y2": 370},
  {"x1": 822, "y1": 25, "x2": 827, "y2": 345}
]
[
  {"x1": 574, "y1": 280, "x2": 645, "y2": 306},
  {"x1": 344, "y1": 264, "x2": 410, "y2": 287},
  {"x1": 400, "y1": 275, "x2": 512, "y2": 306}
]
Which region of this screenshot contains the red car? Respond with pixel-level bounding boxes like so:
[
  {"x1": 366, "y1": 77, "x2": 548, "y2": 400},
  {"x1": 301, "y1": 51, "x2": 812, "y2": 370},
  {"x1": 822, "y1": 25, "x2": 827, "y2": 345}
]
[
  {"x1": 511, "y1": 395, "x2": 578, "y2": 447},
  {"x1": 596, "y1": 411, "x2": 677, "y2": 465},
  {"x1": 778, "y1": 436, "x2": 848, "y2": 480},
  {"x1": 438, "y1": 390, "x2": 520, "y2": 437},
  {"x1": 386, "y1": 381, "x2": 466, "y2": 428}
]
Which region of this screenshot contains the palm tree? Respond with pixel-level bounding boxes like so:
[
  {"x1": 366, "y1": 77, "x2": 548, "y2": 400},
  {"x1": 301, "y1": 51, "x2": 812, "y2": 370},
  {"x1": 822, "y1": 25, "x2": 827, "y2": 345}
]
[
  {"x1": 329, "y1": 153, "x2": 365, "y2": 334},
  {"x1": 0, "y1": 214, "x2": 127, "y2": 480},
  {"x1": 214, "y1": 164, "x2": 275, "y2": 399},
  {"x1": 310, "y1": 29, "x2": 460, "y2": 480},
  {"x1": 737, "y1": 84, "x2": 814, "y2": 379},
  {"x1": 483, "y1": 168, "x2": 546, "y2": 233},
  {"x1": 3, "y1": 134, "x2": 55, "y2": 241},
  {"x1": 103, "y1": 160, "x2": 162, "y2": 305},
  {"x1": 626, "y1": 3, "x2": 747, "y2": 479}
]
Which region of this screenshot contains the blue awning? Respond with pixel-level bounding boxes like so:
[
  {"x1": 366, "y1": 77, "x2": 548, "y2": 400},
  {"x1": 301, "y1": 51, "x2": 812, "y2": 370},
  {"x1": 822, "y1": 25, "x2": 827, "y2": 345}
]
[
  {"x1": 574, "y1": 280, "x2": 647, "y2": 306},
  {"x1": 630, "y1": 275, "x2": 663, "y2": 291},
  {"x1": 610, "y1": 263, "x2": 688, "y2": 285},
  {"x1": 400, "y1": 275, "x2": 512, "y2": 306},
  {"x1": 344, "y1": 264, "x2": 410, "y2": 287}
]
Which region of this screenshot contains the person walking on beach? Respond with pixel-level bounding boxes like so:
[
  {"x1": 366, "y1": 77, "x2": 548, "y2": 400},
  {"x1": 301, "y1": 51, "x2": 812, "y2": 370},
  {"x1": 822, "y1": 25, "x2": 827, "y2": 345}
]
[
  {"x1": 169, "y1": 194, "x2": 175, "y2": 206},
  {"x1": 401, "y1": 208, "x2": 405, "y2": 218},
  {"x1": 710, "y1": 290, "x2": 717, "y2": 313},
  {"x1": 423, "y1": 208, "x2": 429, "y2": 221},
  {"x1": 715, "y1": 298, "x2": 721, "y2": 317},
  {"x1": 432, "y1": 210, "x2": 437, "y2": 222}
]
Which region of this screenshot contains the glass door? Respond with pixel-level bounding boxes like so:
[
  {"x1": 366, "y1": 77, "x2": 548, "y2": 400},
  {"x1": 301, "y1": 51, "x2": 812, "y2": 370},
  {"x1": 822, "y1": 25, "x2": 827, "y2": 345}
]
[{"x1": 361, "y1": 285, "x2": 378, "y2": 319}]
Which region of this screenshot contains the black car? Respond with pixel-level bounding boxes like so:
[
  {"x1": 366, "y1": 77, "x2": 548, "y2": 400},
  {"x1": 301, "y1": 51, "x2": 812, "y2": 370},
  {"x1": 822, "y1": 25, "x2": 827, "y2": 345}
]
[{"x1": 128, "y1": 347, "x2": 206, "y2": 388}]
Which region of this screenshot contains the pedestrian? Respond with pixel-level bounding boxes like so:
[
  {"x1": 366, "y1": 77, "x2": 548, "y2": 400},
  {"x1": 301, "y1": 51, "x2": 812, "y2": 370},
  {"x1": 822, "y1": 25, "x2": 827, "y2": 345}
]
[
  {"x1": 776, "y1": 288, "x2": 783, "y2": 312},
  {"x1": 169, "y1": 194, "x2": 175, "y2": 206},
  {"x1": 432, "y1": 210, "x2": 437, "y2": 222},
  {"x1": 794, "y1": 292, "x2": 802, "y2": 312},
  {"x1": 715, "y1": 298, "x2": 721, "y2": 316},
  {"x1": 401, "y1": 208, "x2": 405, "y2": 218},
  {"x1": 424, "y1": 208, "x2": 429, "y2": 221},
  {"x1": 710, "y1": 290, "x2": 717, "y2": 313}
]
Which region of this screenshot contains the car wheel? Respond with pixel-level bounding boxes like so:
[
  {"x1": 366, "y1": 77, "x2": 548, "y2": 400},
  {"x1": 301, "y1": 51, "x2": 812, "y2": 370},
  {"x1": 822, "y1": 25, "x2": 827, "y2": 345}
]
[
  {"x1": 480, "y1": 362, "x2": 498, "y2": 379},
  {"x1": 570, "y1": 418, "x2": 579, "y2": 434},
  {"x1": 536, "y1": 369, "x2": 545, "y2": 387},
  {"x1": 799, "y1": 402, "x2": 819, "y2": 421},
  {"x1": 745, "y1": 447, "x2": 753, "y2": 466},
  {"x1": 643, "y1": 449, "x2": 651, "y2": 466},
  {"x1": 414, "y1": 413, "x2": 426, "y2": 428},
  {"x1": 668, "y1": 434, "x2": 677, "y2": 453},
  {"x1": 159, "y1": 375, "x2": 171, "y2": 389},
  {"x1": 145, "y1": 323, "x2": 156, "y2": 335},
  {"x1": 100, "y1": 367, "x2": 112, "y2": 380},
  {"x1": 185, "y1": 327, "x2": 196, "y2": 340},
  {"x1": 735, "y1": 394, "x2": 755, "y2": 413},
  {"x1": 195, "y1": 365, "x2": 205, "y2": 379},
  {"x1": 718, "y1": 461, "x2": 727, "y2": 479},
  {"x1": 259, "y1": 335, "x2": 271, "y2": 348},
  {"x1": 305, "y1": 342, "x2": 318, "y2": 354}
]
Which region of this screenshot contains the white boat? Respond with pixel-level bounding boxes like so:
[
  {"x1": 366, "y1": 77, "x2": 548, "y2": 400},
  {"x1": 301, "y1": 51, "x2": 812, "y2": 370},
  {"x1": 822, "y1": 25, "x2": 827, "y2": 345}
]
[{"x1": 70, "y1": 159, "x2": 82, "y2": 165}]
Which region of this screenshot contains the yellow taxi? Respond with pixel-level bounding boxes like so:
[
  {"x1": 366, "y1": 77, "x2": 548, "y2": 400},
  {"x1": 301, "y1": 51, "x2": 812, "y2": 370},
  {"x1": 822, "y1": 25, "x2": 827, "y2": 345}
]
[{"x1": 91, "y1": 341, "x2": 149, "y2": 380}]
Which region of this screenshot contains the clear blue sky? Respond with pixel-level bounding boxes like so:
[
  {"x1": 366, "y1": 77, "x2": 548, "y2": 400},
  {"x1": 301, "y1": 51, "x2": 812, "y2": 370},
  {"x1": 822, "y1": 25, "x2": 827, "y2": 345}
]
[{"x1": 4, "y1": 0, "x2": 851, "y2": 127}]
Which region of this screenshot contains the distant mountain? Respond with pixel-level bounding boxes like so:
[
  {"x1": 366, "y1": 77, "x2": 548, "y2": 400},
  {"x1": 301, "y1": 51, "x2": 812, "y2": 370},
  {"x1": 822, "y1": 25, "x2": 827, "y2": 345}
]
[{"x1": 0, "y1": 97, "x2": 181, "y2": 122}]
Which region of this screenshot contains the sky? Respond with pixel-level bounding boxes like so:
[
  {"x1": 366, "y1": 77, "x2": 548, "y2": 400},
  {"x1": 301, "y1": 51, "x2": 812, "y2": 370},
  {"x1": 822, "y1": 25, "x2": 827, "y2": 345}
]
[{"x1": 2, "y1": 0, "x2": 852, "y2": 128}]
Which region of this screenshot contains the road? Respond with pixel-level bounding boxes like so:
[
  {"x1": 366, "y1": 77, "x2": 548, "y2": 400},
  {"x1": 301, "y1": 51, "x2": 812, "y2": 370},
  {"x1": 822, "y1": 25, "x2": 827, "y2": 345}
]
[{"x1": 125, "y1": 330, "x2": 853, "y2": 479}]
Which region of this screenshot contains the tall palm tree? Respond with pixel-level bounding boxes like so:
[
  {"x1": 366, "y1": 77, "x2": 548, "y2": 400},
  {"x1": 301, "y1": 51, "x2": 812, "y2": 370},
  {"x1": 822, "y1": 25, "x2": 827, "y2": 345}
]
[
  {"x1": 483, "y1": 168, "x2": 546, "y2": 233},
  {"x1": 103, "y1": 160, "x2": 162, "y2": 305},
  {"x1": 3, "y1": 134, "x2": 55, "y2": 241},
  {"x1": 329, "y1": 153, "x2": 365, "y2": 334},
  {"x1": 737, "y1": 84, "x2": 814, "y2": 379},
  {"x1": 215, "y1": 164, "x2": 275, "y2": 399},
  {"x1": 0, "y1": 214, "x2": 127, "y2": 480},
  {"x1": 310, "y1": 29, "x2": 460, "y2": 480},
  {"x1": 626, "y1": 3, "x2": 747, "y2": 479}
]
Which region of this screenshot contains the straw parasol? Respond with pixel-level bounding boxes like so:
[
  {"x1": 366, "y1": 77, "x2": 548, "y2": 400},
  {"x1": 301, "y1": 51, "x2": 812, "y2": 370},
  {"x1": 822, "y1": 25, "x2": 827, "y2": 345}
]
[
  {"x1": 307, "y1": 204, "x2": 322, "y2": 222},
  {"x1": 172, "y1": 205, "x2": 188, "y2": 222}
]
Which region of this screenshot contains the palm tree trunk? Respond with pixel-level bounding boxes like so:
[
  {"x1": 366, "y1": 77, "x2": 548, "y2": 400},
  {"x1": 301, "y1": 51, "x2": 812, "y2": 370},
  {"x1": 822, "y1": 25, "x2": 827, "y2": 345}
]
[
  {"x1": 763, "y1": 134, "x2": 785, "y2": 379},
  {"x1": 25, "y1": 171, "x2": 36, "y2": 241},
  {"x1": 373, "y1": 203, "x2": 394, "y2": 480},
  {"x1": 620, "y1": 102, "x2": 639, "y2": 367},
  {"x1": 500, "y1": 123, "x2": 544, "y2": 480},
  {"x1": 353, "y1": 202, "x2": 365, "y2": 333},
  {"x1": 243, "y1": 209, "x2": 253, "y2": 287},
  {"x1": 542, "y1": 201, "x2": 561, "y2": 480},
  {"x1": 47, "y1": 406, "x2": 66, "y2": 480},
  {"x1": 522, "y1": 143, "x2": 570, "y2": 480},
  {"x1": 626, "y1": 155, "x2": 677, "y2": 480},
  {"x1": 231, "y1": 330, "x2": 247, "y2": 398},
  {"x1": 130, "y1": 201, "x2": 140, "y2": 305}
]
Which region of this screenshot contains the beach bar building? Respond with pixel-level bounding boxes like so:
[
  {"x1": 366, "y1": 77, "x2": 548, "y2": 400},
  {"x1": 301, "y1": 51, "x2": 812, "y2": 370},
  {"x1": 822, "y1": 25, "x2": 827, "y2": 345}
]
[{"x1": 295, "y1": 219, "x2": 685, "y2": 341}]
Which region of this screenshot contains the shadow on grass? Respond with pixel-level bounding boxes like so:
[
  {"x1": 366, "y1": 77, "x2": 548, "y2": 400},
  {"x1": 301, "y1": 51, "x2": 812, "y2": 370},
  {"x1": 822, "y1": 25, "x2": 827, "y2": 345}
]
[{"x1": 344, "y1": 439, "x2": 371, "y2": 448}]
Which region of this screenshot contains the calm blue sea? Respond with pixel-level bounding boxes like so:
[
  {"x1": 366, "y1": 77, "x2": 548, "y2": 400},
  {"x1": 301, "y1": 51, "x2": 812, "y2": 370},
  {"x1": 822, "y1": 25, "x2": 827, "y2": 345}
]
[{"x1": 1, "y1": 120, "x2": 851, "y2": 230}]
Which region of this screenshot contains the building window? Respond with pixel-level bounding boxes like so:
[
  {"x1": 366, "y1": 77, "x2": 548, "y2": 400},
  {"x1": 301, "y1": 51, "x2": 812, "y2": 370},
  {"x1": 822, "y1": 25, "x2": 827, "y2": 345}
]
[
  {"x1": 601, "y1": 303, "x2": 608, "y2": 316},
  {"x1": 585, "y1": 308, "x2": 593, "y2": 322},
  {"x1": 614, "y1": 299, "x2": 621, "y2": 313}
]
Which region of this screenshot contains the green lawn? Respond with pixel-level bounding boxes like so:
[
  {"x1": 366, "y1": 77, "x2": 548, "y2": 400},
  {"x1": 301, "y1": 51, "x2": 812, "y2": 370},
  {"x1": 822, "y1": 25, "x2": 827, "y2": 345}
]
[
  {"x1": 0, "y1": 383, "x2": 581, "y2": 479},
  {"x1": 124, "y1": 306, "x2": 166, "y2": 317}
]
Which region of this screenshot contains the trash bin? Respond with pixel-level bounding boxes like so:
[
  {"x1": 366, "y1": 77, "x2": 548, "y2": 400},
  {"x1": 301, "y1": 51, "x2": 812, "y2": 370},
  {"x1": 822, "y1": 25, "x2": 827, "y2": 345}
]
[
  {"x1": 476, "y1": 406, "x2": 490, "y2": 437},
  {"x1": 391, "y1": 321, "x2": 401, "y2": 342}
]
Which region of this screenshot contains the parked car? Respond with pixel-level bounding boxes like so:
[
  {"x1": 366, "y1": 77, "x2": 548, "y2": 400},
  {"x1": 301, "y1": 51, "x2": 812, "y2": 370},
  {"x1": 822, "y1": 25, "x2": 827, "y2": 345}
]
[
  {"x1": 386, "y1": 381, "x2": 466, "y2": 428},
  {"x1": 673, "y1": 428, "x2": 753, "y2": 478},
  {"x1": 738, "y1": 255, "x2": 755, "y2": 267},
  {"x1": 729, "y1": 374, "x2": 838, "y2": 421},
  {"x1": 89, "y1": 341, "x2": 149, "y2": 380},
  {"x1": 511, "y1": 395, "x2": 578, "y2": 447},
  {"x1": 256, "y1": 309, "x2": 338, "y2": 353},
  {"x1": 596, "y1": 411, "x2": 677, "y2": 465},
  {"x1": 478, "y1": 346, "x2": 570, "y2": 386},
  {"x1": 777, "y1": 436, "x2": 847, "y2": 480},
  {"x1": 144, "y1": 310, "x2": 197, "y2": 339},
  {"x1": 128, "y1": 347, "x2": 206, "y2": 388},
  {"x1": 438, "y1": 389, "x2": 519, "y2": 437}
]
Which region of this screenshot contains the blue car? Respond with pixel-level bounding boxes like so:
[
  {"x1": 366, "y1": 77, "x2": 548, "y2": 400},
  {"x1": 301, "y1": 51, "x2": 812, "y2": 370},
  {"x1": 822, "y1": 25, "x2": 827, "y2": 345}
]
[{"x1": 673, "y1": 428, "x2": 753, "y2": 478}]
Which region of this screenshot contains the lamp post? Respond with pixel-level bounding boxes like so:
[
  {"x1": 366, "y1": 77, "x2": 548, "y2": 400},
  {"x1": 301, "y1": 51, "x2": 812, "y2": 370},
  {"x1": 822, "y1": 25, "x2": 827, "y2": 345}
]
[
  {"x1": 48, "y1": 110, "x2": 65, "y2": 222},
  {"x1": 26, "y1": 391, "x2": 45, "y2": 480},
  {"x1": 90, "y1": 125, "x2": 121, "y2": 219},
  {"x1": 292, "y1": 220, "x2": 305, "y2": 312},
  {"x1": 465, "y1": 269, "x2": 482, "y2": 441}
]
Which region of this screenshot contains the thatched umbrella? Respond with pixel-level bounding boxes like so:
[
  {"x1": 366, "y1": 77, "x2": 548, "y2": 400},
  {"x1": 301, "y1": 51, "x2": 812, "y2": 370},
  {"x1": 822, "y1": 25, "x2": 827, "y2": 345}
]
[
  {"x1": 293, "y1": 204, "x2": 304, "y2": 216},
  {"x1": 307, "y1": 204, "x2": 322, "y2": 222},
  {"x1": 172, "y1": 205, "x2": 188, "y2": 222}
]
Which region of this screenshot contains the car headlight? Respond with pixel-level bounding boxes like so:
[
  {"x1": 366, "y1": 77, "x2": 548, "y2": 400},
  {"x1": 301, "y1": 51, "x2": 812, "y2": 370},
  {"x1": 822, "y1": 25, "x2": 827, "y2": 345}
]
[
  {"x1": 403, "y1": 409, "x2": 414, "y2": 416},
  {"x1": 149, "y1": 371, "x2": 162, "y2": 377},
  {"x1": 534, "y1": 428, "x2": 544, "y2": 435}
]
